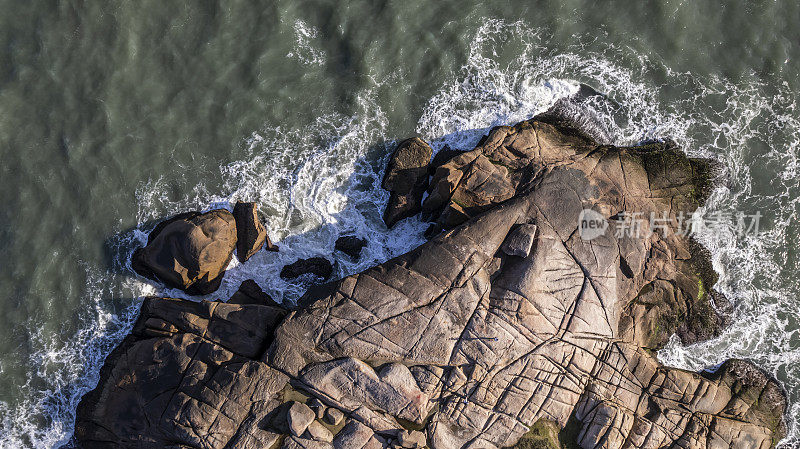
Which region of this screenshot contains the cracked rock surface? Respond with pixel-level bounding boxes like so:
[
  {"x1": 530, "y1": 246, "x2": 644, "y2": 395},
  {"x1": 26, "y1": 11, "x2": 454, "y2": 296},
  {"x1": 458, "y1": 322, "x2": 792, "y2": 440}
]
[{"x1": 74, "y1": 116, "x2": 787, "y2": 449}]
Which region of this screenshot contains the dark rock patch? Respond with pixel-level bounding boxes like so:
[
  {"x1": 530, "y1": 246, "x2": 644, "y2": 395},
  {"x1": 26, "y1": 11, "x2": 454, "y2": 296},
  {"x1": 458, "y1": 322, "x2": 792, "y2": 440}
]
[
  {"x1": 233, "y1": 201, "x2": 272, "y2": 262},
  {"x1": 334, "y1": 235, "x2": 366, "y2": 259},
  {"x1": 280, "y1": 257, "x2": 333, "y2": 280},
  {"x1": 382, "y1": 137, "x2": 432, "y2": 228}
]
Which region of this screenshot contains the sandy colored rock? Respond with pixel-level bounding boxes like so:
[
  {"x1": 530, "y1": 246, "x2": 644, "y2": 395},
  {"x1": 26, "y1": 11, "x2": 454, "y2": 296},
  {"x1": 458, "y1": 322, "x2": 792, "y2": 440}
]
[
  {"x1": 323, "y1": 407, "x2": 344, "y2": 426},
  {"x1": 288, "y1": 401, "x2": 317, "y2": 436},
  {"x1": 306, "y1": 420, "x2": 334, "y2": 442},
  {"x1": 75, "y1": 113, "x2": 787, "y2": 449},
  {"x1": 131, "y1": 209, "x2": 237, "y2": 295}
]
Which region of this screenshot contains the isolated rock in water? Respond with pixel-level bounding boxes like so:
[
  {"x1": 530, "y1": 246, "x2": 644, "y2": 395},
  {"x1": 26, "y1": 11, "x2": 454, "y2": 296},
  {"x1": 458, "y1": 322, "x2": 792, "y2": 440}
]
[
  {"x1": 76, "y1": 117, "x2": 786, "y2": 449},
  {"x1": 233, "y1": 201, "x2": 271, "y2": 262},
  {"x1": 280, "y1": 257, "x2": 333, "y2": 280},
  {"x1": 131, "y1": 209, "x2": 236, "y2": 295},
  {"x1": 335, "y1": 235, "x2": 367, "y2": 259},
  {"x1": 382, "y1": 137, "x2": 432, "y2": 228}
]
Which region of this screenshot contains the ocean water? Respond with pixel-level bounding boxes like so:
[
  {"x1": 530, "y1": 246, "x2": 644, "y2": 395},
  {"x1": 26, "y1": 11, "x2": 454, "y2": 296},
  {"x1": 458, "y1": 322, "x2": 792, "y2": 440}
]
[{"x1": 0, "y1": 2, "x2": 799, "y2": 448}]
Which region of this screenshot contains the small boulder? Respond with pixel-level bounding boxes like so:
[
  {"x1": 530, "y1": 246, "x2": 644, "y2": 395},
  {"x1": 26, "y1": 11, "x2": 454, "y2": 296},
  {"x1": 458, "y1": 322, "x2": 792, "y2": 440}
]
[
  {"x1": 332, "y1": 421, "x2": 378, "y2": 449},
  {"x1": 287, "y1": 401, "x2": 316, "y2": 437},
  {"x1": 397, "y1": 429, "x2": 426, "y2": 448},
  {"x1": 308, "y1": 397, "x2": 326, "y2": 419},
  {"x1": 131, "y1": 209, "x2": 236, "y2": 295},
  {"x1": 335, "y1": 236, "x2": 366, "y2": 259},
  {"x1": 382, "y1": 137, "x2": 433, "y2": 228},
  {"x1": 233, "y1": 201, "x2": 278, "y2": 263},
  {"x1": 306, "y1": 420, "x2": 334, "y2": 443},
  {"x1": 323, "y1": 407, "x2": 344, "y2": 426},
  {"x1": 280, "y1": 257, "x2": 333, "y2": 280}
]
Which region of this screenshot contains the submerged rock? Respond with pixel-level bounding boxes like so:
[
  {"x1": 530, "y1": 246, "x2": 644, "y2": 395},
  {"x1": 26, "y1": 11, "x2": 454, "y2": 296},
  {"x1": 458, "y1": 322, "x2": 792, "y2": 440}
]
[
  {"x1": 76, "y1": 116, "x2": 786, "y2": 449},
  {"x1": 382, "y1": 137, "x2": 433, "y2": 228},
  {"x1": 280, "y1": 257, "x2": 333, "y2": 280},
  {"x1": 131, "y1": 209, "x2": 236, "y2": 295}
]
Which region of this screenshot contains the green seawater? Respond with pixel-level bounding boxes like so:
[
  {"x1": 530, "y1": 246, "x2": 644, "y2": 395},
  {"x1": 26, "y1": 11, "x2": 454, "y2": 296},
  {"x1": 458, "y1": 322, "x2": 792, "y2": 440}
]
[{"x1": 0, "y1": 1, "x2": 798, "y2": 447}]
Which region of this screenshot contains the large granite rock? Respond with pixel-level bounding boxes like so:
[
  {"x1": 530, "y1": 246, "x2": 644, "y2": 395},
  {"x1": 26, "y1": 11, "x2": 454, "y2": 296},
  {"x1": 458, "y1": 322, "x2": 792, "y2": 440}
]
[
  {"x1": 75, "y1": 116, "x2": 787, "y2": 449},
  {"x1": 382, "y1": 137, "x2": 433, "y2": 228},
  {"x1": 131, "y1": 209, "x2": 237, "y2": 295}
]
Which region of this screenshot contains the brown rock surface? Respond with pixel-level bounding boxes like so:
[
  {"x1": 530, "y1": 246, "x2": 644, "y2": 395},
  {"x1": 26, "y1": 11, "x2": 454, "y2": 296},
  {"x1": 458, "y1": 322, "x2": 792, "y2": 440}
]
[
  {"x1": 233, "y1": 201, "x2": 277, "y2": 262},
  {"x1": 131, "y1": 209, "x2": 237, "y2": 295},
  {"x1": 75, "y1": 116, "x2": 786, "y2": 449},
  {"x1": 382, "y1": 137, "x2": 433, "y2": 228}
]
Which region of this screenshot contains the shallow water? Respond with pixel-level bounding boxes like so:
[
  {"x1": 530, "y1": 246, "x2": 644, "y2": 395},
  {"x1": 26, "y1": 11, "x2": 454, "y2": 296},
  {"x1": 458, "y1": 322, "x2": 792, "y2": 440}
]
[{"x1": 0, "y1": 2, "x2": 798, "y2": 447}]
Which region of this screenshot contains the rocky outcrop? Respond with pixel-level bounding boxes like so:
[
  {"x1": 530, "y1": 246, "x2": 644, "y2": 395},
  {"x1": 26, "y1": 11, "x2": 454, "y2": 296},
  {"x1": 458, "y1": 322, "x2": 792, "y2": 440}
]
[
  {"x1": 75, "y1": 116, "x2": 787, "y2": 449},
  {"x1": 382, "y1": 137, "x2": 433, "y2": 228},
  {"x1": 233, "y1": 201, "x2": 278, "y2": 263},
  {"x1": 131, "y1": 209, "x2": 237, "y2": 295}
]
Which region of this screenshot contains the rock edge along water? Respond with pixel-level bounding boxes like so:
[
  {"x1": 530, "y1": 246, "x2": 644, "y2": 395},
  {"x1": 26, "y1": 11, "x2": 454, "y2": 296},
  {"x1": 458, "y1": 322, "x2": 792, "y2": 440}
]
[{"x1": 73, "y1": 115, "x2": 788, "y2": 449}]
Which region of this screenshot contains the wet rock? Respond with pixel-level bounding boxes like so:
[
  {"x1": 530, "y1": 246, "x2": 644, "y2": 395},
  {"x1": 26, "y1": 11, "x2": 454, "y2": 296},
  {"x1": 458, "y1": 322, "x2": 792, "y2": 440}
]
[
  {"x1": 233, "y1": 201, "x2": 277, "y2": 262},
  {"x1": 280, "y1": 257, "x2": 333, "y2": 280},
  {"x1": 382, "y1": 137, "x2": 433, "y2": 228},
  {"x1": 228, "y1": 279, "x2": 280, "y2": 307},
  {"x1": 131, "y1": 209, "x2": 236, "y2": 295},
  {"x1": 288, "y1": 401, "x2": 317, "y2": 437},
  {"x1": 73, "y1": 297, "x2": 289, "y2": 448},
  {"x1": 335, "y1": 235, "x2": 367, "y2": 259},
  {"x1": 77, "y1": 117, "x2": 786, "y2": 449}
]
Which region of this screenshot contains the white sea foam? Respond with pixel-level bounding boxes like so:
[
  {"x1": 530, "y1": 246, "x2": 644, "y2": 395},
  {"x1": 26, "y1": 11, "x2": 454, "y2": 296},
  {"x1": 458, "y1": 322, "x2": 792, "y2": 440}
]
[
  {"x1": 287, "y1": 19, "x2": 325, "y2": 66},
  {"x1": 2, "y1": 18, "x2": 798, "y2": 449}
]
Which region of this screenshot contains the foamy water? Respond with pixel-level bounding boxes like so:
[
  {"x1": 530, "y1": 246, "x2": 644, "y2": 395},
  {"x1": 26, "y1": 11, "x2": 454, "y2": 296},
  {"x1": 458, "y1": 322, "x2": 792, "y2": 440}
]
[{"x1": 1, "y1": 19, "x2": 797, "y2": 449}]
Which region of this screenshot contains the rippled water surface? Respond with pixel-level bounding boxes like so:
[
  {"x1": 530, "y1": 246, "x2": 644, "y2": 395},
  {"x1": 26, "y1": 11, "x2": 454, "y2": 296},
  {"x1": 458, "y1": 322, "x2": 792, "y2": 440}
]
[{"x1": 0, "y1": 2, "x2": 798, "y2": 447}]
